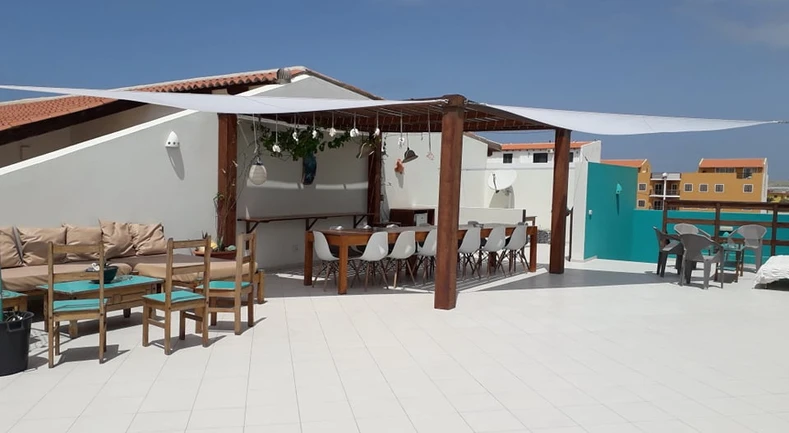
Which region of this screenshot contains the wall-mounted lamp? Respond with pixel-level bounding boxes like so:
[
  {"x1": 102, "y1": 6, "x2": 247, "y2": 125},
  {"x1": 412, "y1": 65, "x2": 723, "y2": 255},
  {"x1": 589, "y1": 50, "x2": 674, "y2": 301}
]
[
  {"x1": 616, "y1": 183, "x2": 623, "y2": 195},
  {"x1": 165, "y1": 131, "x2": 180, "y2": 148}
]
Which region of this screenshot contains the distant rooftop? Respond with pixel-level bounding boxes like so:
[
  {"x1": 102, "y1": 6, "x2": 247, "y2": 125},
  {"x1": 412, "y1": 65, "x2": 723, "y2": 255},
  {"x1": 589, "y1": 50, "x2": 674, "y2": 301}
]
[
  {"x1": 601, "y1": 159, "x2": 648, "y2": 168},
  {"x1": 698, "y1": 158, "x2": 766, "y2": 169},
  {"x1": 500, "y1": 141, "x2": 593, "y2": 151}
]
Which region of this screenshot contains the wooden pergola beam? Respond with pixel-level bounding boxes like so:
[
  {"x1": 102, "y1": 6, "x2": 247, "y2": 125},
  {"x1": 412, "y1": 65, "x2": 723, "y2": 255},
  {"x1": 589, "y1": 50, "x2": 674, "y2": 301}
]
[
  {"x1": 549, "y1": 128, "x2": 572, "y2": 274},
  {"x1": 434, "y1": 95, "x2": 466, "y2": 310}
]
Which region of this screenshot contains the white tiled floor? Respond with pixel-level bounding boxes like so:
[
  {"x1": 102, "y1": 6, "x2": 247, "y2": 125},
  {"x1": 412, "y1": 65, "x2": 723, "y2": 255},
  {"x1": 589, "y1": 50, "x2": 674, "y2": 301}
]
[{"x1": 2, "y1": 250, "x2": 789, "y2": 433}]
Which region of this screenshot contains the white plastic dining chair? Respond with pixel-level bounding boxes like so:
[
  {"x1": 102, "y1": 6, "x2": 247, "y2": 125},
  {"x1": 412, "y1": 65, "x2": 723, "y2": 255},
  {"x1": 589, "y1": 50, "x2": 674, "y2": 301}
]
[
  {"x1": 313, "y1": 231, "x2": 339, "y2": 290},
  {"x1": 386, "y1": 231, "x2": 416, "y2": 288}
]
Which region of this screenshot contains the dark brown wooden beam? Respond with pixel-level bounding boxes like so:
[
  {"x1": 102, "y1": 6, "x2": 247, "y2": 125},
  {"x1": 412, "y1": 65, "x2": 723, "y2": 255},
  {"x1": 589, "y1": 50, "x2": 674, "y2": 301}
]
[
  {"x1": 367, "y1": 135, "x2": 382, "y2": 224},
  {"x1": 549, "y1": 128, "x2": 571, "y2": 274},
  {"x1": 217, "y1": 114, "x2": 238, "y2": 246},
  {"x1": 434, "y1": 95, "x2": 466, "y2": 310}
]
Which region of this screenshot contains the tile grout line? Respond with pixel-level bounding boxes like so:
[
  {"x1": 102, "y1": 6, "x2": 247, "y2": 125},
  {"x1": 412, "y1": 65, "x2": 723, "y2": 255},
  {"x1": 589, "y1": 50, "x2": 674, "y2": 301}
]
[{"x1": 282, "y1": 297, "x2": 303, "y2": 433}]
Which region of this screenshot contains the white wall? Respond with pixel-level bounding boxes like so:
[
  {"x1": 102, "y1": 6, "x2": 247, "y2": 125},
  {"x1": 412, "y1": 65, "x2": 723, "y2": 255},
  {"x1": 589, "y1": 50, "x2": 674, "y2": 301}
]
[
  {"x1": 0, "y1": 104, "x2": 181, "y2": 168},
  {"x1": 0, "y1": 110, "x2": 218, "y2": 241},
  {"x1": 382, "y1": 133, "x2": 490, "y2": 212},
  {"x1": 235, "y1": 76, "x2": 371, "y2": 269}
]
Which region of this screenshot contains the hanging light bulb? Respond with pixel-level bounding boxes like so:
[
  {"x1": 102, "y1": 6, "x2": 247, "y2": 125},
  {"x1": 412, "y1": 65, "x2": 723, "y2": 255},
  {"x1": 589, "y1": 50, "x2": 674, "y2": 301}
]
[
  {"x1": 329, "y1": 112, "x2": 337, "y2": 137},
  {"x1": 350, "y1": 114, "x2": 360, "y2": 138},
  {"x1": 292, "y1": 130, "x2": 299, "y2": 142},
  {"x1": 373, "y1": 113, "x2": 380, "y2": 137},
  {"x1": 272, "y1": 115, "x2": 281, "y2": 154},
  {"x1": 311, "y1": 113, "x2": 318, "y2": 139},
  {"x1": 248, "y1": 116, "x2": 267, "y2": 185},
  {"x1": 398, "y1": 114, "x2": 406, "y2": 147}
]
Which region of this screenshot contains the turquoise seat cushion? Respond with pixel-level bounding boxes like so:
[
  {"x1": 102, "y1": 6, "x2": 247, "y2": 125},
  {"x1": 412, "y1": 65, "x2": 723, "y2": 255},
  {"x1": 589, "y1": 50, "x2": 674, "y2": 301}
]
[
  {"x1": 1, "y1": 290, "x2": 25, "y2": 299},
  {"x1": 53, "y1": 298, "x2": 108, "y2": 313},
  {"x1": 143, "y1": 290, "x2": 204, "y2": 303},
  {"x1": 196, "y1": 281, "x2": 251, "y2": 291}
]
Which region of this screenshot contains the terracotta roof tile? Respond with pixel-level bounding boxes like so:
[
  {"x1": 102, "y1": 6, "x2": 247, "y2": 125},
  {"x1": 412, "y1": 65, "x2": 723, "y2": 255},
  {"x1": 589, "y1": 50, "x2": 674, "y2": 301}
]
[
  {"x1": 0, "y1": 67, "x2": 307, "y2": 132},
  {"x1": 698, "y1": 158, "x2": 766, "y2": 169},
  {"x1": 601, "y1": 159, "x2": 648, "y2": 168},
  {"x1": 500, "y1": 141, "x2": 592, "y2": 151}
]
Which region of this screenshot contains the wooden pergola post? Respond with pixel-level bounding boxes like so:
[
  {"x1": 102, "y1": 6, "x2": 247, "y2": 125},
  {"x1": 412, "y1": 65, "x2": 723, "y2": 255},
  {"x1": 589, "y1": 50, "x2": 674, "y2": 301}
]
[
  {"x1": 217, "y1": 113, "x2": 238, "y2": 245},
  {"x1": 549, "y1": 128, "x2": 571, "y2": 274},
  {"x1": 434, "y1": 95, "x2": 466, "y2": 310},
  {"x1": 366, "y1": 134, "x2": 383, "y2": 224}
]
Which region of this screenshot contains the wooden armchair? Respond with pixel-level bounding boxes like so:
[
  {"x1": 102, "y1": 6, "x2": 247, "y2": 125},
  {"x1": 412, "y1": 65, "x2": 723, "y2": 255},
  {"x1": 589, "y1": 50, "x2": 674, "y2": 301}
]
[
  {"x1": 196, "y1": 232, "x2": 256, "y2": 335},
  {"x1": 46, "y1": 243, "x2": 107, "y2": 368},
  {"x1": 142, "y1": 237, "x2": 211, "y2": 354}
]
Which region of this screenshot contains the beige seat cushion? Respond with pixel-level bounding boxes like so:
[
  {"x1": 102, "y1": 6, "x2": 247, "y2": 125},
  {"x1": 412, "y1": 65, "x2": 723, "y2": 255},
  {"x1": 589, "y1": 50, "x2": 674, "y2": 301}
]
[
  {"x1": 129, "y1": 223, "x2": 167, "y2": 256},
  {"x1": 17, "y1": 227, "x2": 67, "y2": 265},
  {"x1": 0, "y1": 262, "x2": 133, "y2": 293},
  {"x1": 100, "y1": 220, "x2": 135, "y2": 259},
  {"x1": 0, "y1": 226, "x2": 23, "y2": 269},
  {"x1": 64, "y1": 225, "x2": 102, "y2": 262},
  {"x1": 123, "y1": 254, "x2": 256, "y2": 283}
]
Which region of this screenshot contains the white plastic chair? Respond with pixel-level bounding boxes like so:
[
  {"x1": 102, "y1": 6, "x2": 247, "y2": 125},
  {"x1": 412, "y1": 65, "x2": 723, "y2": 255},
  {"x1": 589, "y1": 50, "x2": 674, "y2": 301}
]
[
  {"x1": 351, "y1": 231, "x2": 389, "y2": 290},
  {"x1": 386, "y1": 231, "x2": 416, "y2": 288},
  {"x1": 458, "y1": 226, "x2": 482, "y2": 279},
  {"x1": 416, "y1": 229, "x2": 438, "y2": 284},
  {"x1": 313, "y1": 231, "x2": 339, "y2": 290},
  {"x1": 503, "y1": 224, "x2": 529, "y2": 274},
  {"x1": 480, "y1": 226, "x2": 507, "y2": 277}
]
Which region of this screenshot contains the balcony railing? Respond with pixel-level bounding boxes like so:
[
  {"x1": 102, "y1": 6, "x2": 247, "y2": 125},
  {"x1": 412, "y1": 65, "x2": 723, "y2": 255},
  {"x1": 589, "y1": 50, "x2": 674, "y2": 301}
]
[{"x1": 662, "y1": 199, "x2": 789, "y2": 256}]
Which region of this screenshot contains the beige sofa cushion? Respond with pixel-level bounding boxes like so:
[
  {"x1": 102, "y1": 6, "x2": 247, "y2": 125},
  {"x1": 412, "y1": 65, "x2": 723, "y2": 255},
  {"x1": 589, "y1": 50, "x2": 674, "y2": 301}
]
[
  {"x1": 100, "y1": 220, "x2": 135, "y2": 259},
  {"x1": 0, "y1": 261, "x2": 133, "y2": 293},
  {"x1": 0, "y1": 226, "x2": 23, "y2": 269},
  {"x1": 123, "y1": 254, "x2": 256, "y2": 284},
  {"x1": 17, "y1": 227, "x2": 67, "y2": 265},
  {"x1": 130, "y1": 223, "x2": 167, "y2": 256},
  {"x1": 64, "y1": 224, "x2": 102, "y2": 262}
]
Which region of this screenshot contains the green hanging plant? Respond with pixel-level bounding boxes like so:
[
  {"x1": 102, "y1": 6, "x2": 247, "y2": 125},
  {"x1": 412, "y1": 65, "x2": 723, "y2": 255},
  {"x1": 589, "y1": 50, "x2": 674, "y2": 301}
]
[{"x1": 256, "y1": 125, "x2": 353, "y2": 161}]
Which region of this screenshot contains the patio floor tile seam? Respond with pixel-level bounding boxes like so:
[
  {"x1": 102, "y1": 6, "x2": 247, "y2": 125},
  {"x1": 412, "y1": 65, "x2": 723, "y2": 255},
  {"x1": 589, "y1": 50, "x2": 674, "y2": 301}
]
[{"x1": 356, "y1": 295, "x2": 510, "y2": 432}]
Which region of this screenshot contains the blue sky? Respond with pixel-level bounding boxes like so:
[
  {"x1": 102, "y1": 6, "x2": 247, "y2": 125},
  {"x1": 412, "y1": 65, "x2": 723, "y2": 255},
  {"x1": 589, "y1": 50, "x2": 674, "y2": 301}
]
[{"x1": 1, "y1": 0, "x2": 787, "y2": 177}]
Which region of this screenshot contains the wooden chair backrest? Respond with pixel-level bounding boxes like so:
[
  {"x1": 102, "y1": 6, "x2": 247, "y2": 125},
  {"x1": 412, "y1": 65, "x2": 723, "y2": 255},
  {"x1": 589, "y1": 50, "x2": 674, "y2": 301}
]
[
  {"x1": 164, "y1": 237, "x2": 211, "y2": 309},
  {"x1": 234, "y1": 232, "x2": 256, "y2": 289},
  {"x1": 47, "y1": 243, "x2": 105, "y2": 318}
]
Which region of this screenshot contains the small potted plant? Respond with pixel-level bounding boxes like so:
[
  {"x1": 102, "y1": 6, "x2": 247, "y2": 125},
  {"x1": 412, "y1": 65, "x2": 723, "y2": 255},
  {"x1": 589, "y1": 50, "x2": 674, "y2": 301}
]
[{"x1": 194, "y1": 231, "x2": 237, "y2": 260}]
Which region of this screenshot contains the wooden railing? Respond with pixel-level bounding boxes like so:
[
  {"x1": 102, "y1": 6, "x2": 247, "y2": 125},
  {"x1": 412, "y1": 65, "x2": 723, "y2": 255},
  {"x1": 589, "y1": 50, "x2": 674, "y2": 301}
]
[{"x1": 662, "y1": 200, "x2": 789, "y2": 255}]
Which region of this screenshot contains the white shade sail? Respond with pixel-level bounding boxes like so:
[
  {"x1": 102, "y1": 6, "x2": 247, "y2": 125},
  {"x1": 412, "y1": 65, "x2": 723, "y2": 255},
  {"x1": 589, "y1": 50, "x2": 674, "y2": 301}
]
[
  {"x1": 0, "y1": 84, "x2": 443, "y2": 115},
  {"x1": 0, "y1": 84, "x2": 782, "y2": 135},
  {"x1": 480, "y1": 103, "x2": 781, "y2": 135}
]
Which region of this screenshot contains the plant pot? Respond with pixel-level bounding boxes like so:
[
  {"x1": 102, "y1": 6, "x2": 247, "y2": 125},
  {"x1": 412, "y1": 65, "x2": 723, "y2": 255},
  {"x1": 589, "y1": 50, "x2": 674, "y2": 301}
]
[
  {"x1": 194, "y1": 249, "x2": 236, "y2": 260},
  {"x1": 0, "y1": 311, "x2": 34, "y2": 376}
]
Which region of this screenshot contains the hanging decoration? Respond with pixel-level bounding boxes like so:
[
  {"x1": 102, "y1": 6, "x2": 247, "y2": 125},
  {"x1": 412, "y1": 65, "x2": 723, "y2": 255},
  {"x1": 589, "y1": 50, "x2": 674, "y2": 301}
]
[
  {"x1": 329, "y1": 112, "x2": 337, "y2": 138},
  {"x1": 426, "y1": 109, "x2": 435, "y2": 160},
  {"x1": 398, "y1": 114, "x2": 406, "y2": 148},
  {"x1": 402, "y1": 114, "x2": 418, "y2": 163},
  {"x1": 311, "y1": 113, "x2": 319, "y2": 139},
  {"x1": 350, "y1": 114, "x2": 360, "y2": 138},
  {"x1": 256, "y1": 116, "x2": 351, "y2": 162},
  {"x1": 248, "y1": 115, "x2": 268, "y2": 185},
  {"x1": 302, "y1": 153, "x2": 317, "y2": 185}
]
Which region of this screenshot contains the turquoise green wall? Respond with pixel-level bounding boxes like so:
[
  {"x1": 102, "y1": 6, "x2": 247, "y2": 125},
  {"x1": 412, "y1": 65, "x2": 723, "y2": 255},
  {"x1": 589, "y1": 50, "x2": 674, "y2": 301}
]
[
  {"x1": 629, "y1": 209, "x2": 789, "y2": 265},
  {"x1": 584, "y1": 162, "x2": 637, "y2": 260},
  {"x1": 584, "y1": 163, "x2": 788, "y2": 264}
]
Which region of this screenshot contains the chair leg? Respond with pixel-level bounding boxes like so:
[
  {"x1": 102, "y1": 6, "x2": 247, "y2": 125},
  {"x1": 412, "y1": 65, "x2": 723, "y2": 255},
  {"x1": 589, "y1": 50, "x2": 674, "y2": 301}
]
[
  {"x1": 702, "y1": 262, "x2": 712, "y2": 289},
  {"x1": 54, "y1": 321, "x2": 61, "y2": 356},
  {"x1": 99, "y1": 314, "x2": 106, "y2": 363},
  {"x1": 234, "y1": 296, "x2": 242, "y2": 335},
  {"x1": 247, "y1": 292, "x2": 254, "y2": 328},
  {"x1": 210, "y1": 299, "x2": 218, "y2": 326},
  {"x1": 392, "y1": 260, "x2": 400, "y2": 288},
  {"x1": 179, "y1": 310, "x2": 186, "y2": 340},
  {"x1": 142, "y1": 305, "x2": 150, "y2": 347},
  {"x1": 201, "y1": 305, "x2": 209, "y2": 347},
  {"x1": 256, "y1": 272, "x2": 265, "y2": 304},
  {"x1": 406, "y1": 260, "x2": 417, "y2": 286},
  {"x1": 164, "y1": 310, "x2": 172, "y2": 355},
  {"x1": 48, "y1": 316, "x2": 55, "y2": 368}
]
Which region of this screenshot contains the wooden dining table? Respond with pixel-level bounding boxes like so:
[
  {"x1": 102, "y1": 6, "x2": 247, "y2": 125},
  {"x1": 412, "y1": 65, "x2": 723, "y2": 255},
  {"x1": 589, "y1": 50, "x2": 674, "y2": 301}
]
[{"x1": 304, "y1": 224, "x2": 538, "y2": 294}]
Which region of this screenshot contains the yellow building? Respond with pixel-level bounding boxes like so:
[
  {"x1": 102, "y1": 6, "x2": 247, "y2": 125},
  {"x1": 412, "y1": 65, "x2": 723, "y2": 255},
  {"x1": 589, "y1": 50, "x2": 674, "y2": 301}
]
[{"x1": 603, "y1": 158, "x2": 768, "y2": 210}]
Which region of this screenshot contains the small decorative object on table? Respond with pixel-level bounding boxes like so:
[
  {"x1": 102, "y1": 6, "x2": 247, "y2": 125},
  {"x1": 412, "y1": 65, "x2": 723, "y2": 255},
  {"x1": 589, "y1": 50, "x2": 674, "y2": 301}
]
[{"x1": 86, "y1": 263, "x2": 119, "y2": 284}]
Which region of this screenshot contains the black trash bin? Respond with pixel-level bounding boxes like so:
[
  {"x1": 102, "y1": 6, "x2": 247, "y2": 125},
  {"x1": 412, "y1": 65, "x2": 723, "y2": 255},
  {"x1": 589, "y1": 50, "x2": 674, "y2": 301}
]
[{"x1": 0, "y1": 311, "x2": 34, "y2": 376}]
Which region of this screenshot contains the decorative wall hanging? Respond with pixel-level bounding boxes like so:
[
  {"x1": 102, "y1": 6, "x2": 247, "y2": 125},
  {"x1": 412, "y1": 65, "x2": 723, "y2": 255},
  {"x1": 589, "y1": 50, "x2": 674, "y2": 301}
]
[{"x1": 302, "y1": 153, "x2": 317, "y2": 185}]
